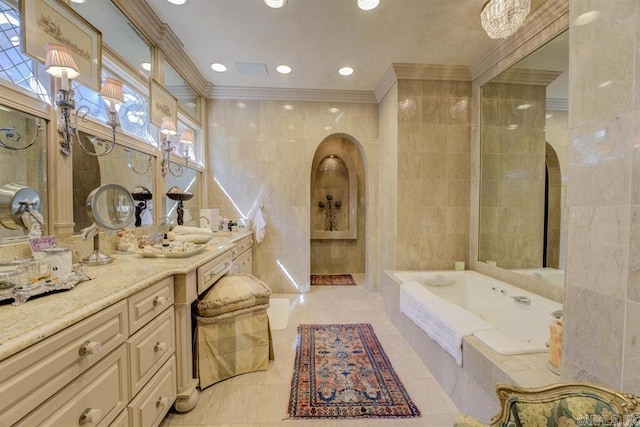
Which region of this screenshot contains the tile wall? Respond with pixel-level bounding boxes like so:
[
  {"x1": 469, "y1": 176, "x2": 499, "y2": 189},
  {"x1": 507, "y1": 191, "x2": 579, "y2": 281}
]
[{"x1": 563, "y1": 0, "x2": 640, "y2": 393}]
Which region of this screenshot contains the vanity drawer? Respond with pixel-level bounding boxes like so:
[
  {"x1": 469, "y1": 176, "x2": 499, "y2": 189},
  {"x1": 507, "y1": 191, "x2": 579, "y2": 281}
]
[
  {"x1": 127, "y1": 307, "x2": 175, "y2": 396},
  {"x1": 197, "y1": 251, "x2": 232, "y2": 295},
  {"x1": 111, "y1": 409, "x2": 130, "y2": 427},
  {"x1": 231, "y1": 235, "x2": 252, "y2": 259},
  {"x1": 16, "y1": 345, "x2": 129, "y2": 427},
  {"x1": 128, "y1": 277, "x2": 174, "y2": 334},
  {"x1": 0, "y1": 300, "x2": 128, "y2": 426},
  {"x1": 128, "y1": 356, "x2": 176, "y2": 427}
]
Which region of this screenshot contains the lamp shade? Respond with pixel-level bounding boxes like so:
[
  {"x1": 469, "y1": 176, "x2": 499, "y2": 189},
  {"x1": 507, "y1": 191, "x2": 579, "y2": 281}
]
[
  {"x1": 179, "y1": 129, "x2": 194, "y2": 144},
  {"x1": 160, "y1": 117, "x2": 177, "y2": 135},
  {"x1": 44, "y1": 43, "x2": 80, "y2": 79},
  {"x1": 99, "y1": 77, "x2": 124, "y2": 106}
]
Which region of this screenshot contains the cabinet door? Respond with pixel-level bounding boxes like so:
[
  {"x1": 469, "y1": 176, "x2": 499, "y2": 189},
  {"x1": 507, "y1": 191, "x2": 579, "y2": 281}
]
[
  {"x1": 128, "y1": 356, "x2": 176, "y2": 427},
  {"x1": 16, "y1": 345, "x2": 129, "y2": 427}
]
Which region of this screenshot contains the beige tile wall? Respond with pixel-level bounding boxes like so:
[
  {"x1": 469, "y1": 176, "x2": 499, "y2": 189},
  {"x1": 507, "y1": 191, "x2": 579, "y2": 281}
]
[
  {"x1": 207, "y1": 99, "x2": 379, "y2": 293},
  {"x1": 563, "y1": 0, "x2": 640, "y2": 393},
  {"x1": 396, "y1": 80, "x2": 471, "y2": 270}
]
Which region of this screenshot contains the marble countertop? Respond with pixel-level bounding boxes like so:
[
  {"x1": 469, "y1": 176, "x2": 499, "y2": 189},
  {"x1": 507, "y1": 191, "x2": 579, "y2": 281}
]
[{"x1": 0, "y1": 232, "x2": 251, "y2": 362}]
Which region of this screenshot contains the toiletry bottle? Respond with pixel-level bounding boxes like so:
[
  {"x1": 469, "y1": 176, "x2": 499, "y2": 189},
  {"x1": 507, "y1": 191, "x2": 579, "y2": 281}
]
[{"x1": 162, "y1": 233, "x2": 169, "y2": 247}]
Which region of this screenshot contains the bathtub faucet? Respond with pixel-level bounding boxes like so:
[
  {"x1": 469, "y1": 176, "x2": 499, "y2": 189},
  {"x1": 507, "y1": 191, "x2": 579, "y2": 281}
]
[{"x1": 512, "y1": 295, "x2": 531, "y2": 305}]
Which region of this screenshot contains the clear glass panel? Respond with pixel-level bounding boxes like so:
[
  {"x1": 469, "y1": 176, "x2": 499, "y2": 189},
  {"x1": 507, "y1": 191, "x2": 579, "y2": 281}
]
[
  {"x1": 0, "y1": 105, "x2": 48, "y2": 243},
  {"x1": 0, "y1": 0, "x2": 50, "y2": 103},
  {"x1": 165, "y1": 61, "x2": 199, "y2": 119},
  {"x1": 70, "y1": 0, "x2": 152, "y2": 78}
]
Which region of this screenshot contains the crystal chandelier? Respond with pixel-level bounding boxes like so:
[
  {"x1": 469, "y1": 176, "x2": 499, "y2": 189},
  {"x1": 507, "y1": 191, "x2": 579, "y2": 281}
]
[{"x1": 480, "y1": 0, "x2": 531, "y2": 40}]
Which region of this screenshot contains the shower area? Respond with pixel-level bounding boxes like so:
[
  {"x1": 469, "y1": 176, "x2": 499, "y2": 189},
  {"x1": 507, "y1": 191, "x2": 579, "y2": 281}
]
[{"x1": 310, "y1": 134, "x2": 365, "y2": 275}]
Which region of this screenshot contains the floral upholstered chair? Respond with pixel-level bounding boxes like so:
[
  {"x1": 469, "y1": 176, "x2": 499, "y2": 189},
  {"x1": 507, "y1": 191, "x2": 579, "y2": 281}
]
[{"x1": 454, "y1": 382, "x2": 640, "y2": 427}]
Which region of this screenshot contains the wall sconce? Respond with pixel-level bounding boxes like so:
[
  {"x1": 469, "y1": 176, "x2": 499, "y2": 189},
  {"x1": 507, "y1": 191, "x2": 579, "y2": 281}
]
[
  {"x1": 160, "y1": 117, "x2": 193, "y2": 177},
  {"x1": 44, "y1": 43, "x2": 124, "y2": 156},
  {"x1": 125, "y1": 148, "x2": 153, "y2": 175},
  {"x1": 0, "y1": 117, "x2": 42, "y2": 151},
  {"x1": 318, "y1": 194, "x2": 341, "y2": 231}
]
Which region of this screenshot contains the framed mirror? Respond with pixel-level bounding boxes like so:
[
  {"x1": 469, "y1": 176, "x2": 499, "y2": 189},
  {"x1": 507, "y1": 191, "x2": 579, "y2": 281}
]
[
  {"x1": 73, "y1": 133, "x2": 154, "y2": 233},
  {"x1": 479, "y1": 30, "x2": 568, "y2": 287},
  {"x1": 0, "y1": 106, "x2": 48, "y2": 243}
]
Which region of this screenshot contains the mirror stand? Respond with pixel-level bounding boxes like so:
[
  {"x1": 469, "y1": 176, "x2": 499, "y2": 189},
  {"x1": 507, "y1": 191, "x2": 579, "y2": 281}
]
[{"x1": 81, "y1": 225, "x2": 113, "y2": 265}]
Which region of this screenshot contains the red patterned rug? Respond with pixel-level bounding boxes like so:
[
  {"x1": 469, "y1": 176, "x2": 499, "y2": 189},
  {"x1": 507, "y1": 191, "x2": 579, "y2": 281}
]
[
  {"x1": 287, "y1": 323, "x2": 421, "y2": 420},
  {"x1": 310, "y1": 274, "x2": 356, "y2": 286}
]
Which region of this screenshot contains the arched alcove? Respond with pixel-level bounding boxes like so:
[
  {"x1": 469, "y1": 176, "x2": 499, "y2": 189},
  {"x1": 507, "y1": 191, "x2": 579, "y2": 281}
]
[
  {"x1": 310, "y1": 134, "x2": 364, "y2": 275},
  {"x1": 544, "y1": 142, "x2": 562, "y2": 269}
]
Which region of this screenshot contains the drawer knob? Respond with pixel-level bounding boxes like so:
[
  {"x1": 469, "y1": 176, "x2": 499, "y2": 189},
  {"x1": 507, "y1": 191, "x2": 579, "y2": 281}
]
[
  {"x1": 153, "y1": 296, "x2": 168, "y2": 306},
  {"x1": 156, "y1": 396, "x2": 170, "y2": 408},
  {"x1": 79, "y1": 341, "x2": 101, "y2": 356},
  {"x1": 154, "y1": 341, "x2": 168, "y2": 352},
  {"x1": 79, "y1": 407, "x2": 102, "y2": 425}
]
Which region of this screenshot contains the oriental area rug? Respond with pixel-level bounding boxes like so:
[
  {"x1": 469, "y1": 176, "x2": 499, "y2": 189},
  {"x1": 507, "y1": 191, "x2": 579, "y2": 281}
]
[
  {"x1": 310, "y1": 274, "x2": 356, "y2": 286},
  {"x1": 287, "y1": 323, "x2": 421, "y2": 420}
]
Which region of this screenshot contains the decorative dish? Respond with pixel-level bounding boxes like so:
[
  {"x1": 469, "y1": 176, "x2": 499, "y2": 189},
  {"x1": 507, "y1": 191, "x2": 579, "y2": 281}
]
[{"x1": 135, "y1": 242, "x2": 205, "y2": 258}]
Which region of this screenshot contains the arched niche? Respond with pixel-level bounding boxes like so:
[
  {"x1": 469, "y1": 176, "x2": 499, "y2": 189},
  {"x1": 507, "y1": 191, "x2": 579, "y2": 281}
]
[{"x1": 311, "y1": 135, "x2": 358, "y2": 240}]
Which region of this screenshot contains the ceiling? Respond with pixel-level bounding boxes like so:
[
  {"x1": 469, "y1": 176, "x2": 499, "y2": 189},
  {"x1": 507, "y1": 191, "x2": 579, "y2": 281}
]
[{"x1": 142, "y1": 0, "x2": 548, "y2": 93}]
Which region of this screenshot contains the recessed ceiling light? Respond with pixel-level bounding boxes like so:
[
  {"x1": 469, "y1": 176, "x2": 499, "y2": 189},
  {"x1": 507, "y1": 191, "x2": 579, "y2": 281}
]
[
  {"x1": 71, "y1": 0, "x2": 86, "y2": 3},
  {"x1": 211, "y1": 63, "x2": 227, "y2": 72},
  {"x1": 574, "y1": 10, "x2": 600, "y2": 26},
  {"x1": 338, "y1": 66, "x2": 354, "y2": 76},
  {"x1": 283, "y1": 104, "x2": 294, "y2": 110},
  {"x1": 357, "y1": 0, "x2": 380, "y2": 10},
  {"x1": 264, "y1": 0, "x2": 287, "y2": 8},
  {"x1": 140, "y1": 62, "x2": 151, "y2": 71},
  {"x1": 276, "y1": 65, "x2": 292, "y2": 74},
  {"x1": 167, "y1": 0, "x2": 187, "y2": 4}
]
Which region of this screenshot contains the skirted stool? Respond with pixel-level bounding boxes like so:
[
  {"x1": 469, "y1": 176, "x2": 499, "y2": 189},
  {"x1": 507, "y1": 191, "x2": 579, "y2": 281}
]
[{"x1": 194, "y1": 274, "x2": 274, "y2": 389}]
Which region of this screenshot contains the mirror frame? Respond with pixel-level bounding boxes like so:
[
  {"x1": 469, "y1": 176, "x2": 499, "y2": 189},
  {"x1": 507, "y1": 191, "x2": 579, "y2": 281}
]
[{"x1": 469, "y1": 0, "x2": 568, "y2": 303}]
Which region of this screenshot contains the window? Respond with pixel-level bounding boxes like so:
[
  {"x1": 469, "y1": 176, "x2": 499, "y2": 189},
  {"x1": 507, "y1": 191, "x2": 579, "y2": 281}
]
[{"x1": 0, "y1": 0, "x2": 50, "y2": 103}]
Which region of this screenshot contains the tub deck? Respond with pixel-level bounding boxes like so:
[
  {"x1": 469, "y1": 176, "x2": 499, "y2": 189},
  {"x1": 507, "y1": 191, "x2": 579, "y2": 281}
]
[{"x1": 383, "y1": 270, "x2": 559, "y2": 423}]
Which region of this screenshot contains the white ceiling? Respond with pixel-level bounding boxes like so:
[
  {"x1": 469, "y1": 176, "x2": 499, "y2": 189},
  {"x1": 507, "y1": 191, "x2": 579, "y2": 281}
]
[{"x1": 142, "y1": 0, "x2": 548, "y2": 93}]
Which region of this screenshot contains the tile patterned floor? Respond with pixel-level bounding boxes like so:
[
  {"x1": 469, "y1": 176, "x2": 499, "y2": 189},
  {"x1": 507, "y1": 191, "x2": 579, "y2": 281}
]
[{"x1": 160, "y1": 274, "x2": 461, "y2": 426}]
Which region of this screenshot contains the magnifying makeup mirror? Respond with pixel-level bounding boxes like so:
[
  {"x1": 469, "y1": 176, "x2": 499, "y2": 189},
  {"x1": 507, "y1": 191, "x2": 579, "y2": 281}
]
[{"x1": 81, "y1": 183, "x2": 134, "y2": 265}]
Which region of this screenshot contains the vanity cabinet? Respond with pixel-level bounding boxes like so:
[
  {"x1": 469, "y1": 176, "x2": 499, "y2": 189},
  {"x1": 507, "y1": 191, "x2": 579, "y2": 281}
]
[
  {"x1": 229, "y1": 234, "x2": 253, "y2": 275},
  {"x1": 0, "y1": 278, "x2": 176, "y2": 427}
]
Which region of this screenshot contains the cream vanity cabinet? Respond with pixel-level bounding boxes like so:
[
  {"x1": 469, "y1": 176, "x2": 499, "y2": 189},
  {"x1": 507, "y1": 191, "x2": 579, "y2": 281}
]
[
  {"x1": 0, "y1": 278, "x2": 176, "y2": 427},
  {"x1": 229, "y1": 234, "x2": 253, "y2": 275}
]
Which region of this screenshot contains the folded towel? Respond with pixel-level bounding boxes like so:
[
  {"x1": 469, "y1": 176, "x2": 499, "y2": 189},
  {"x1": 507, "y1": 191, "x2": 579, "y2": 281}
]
[
  {"x1": 167, "y1": 232, "x2": 212, "y2": 244},
  {"x1": 253, "y1": 209, "x2": 265, "y2": 243},
  {"x1": 399, "y1": 281, "x2": 495, "y2": 366},
  {"x1": 171, "y1": 225, "x2": 213, "y2": 236}
]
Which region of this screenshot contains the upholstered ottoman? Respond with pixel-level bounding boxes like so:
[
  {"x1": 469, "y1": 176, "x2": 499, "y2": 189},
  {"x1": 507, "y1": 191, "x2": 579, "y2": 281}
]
[{"x1": 194, "y1": 274, "x2": 274, "y2": 389}]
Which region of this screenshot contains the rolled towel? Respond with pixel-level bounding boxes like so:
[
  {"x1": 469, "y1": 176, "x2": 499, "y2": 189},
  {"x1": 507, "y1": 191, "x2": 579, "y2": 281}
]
[
  {"x1": 167, "y1": 232, "x2": 212, "y2": 244},
  {"x1": 171, "y1": 225, "x2": 213, "y2": 236}
]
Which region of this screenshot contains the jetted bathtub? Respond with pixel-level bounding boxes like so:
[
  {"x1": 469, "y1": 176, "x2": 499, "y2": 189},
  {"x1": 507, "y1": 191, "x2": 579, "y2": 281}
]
[{"x1": 393, "y1": 270, "x2": 562, "y2": 357}]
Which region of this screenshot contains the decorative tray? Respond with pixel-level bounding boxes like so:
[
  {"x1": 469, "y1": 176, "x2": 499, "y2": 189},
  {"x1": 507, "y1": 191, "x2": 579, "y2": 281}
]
[
  {"x1": 0, "y1": 271, "x2": 90, "y2": 306},
  {"x1": 135, "y1": 243, "x2": 205, "y2": 258}
]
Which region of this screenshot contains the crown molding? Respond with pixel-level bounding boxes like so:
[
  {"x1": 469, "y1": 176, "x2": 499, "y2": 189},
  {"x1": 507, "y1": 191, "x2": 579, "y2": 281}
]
[
  {"x1": 111, "y1": 0, "x2": 212, "y2": 98},
  {"x1": 491, "y1": 68, "x2": 562, "y2": 87},
  {"x1": 374, "y1": 63, "x2": 471, "y2": 102},
  {"x1": 471, "y1": 0, "x2": 569, "y2": 84},
  {"x1": 546, "y1": 97, "x2": 568, "y2": 111},
  {"x1": 210, "y1": 86, "x2": 378, "y2": 103}
]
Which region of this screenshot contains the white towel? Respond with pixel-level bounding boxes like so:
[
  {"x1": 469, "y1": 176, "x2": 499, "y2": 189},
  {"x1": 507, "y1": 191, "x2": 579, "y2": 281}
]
[
  {"x1": 253, "y1": 209, "x2": 265, "y2": 243},
  {"x1": 171, "y1": 225, "x2": 213, "y2": 236},
  {"x1": 399, "y1": 281, "x2": 495, "y2": 366}
]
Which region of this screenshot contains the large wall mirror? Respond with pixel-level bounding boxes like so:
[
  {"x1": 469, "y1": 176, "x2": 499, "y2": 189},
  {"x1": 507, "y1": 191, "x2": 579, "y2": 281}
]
[
  {"x1": 73, "y1": 133, "x2": 154, "y2": 233},
  {"x1": 479, "y1": 30, "x2": 568, "y2": 287},
  {"x1": 0, "y1": 106, "x2": 48, "y2": 243}
]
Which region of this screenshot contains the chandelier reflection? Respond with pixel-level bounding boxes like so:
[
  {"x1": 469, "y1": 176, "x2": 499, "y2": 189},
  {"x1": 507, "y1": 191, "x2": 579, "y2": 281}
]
[{"x1": 480, "y1": 0, "x2": 531, "y2": 40}]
